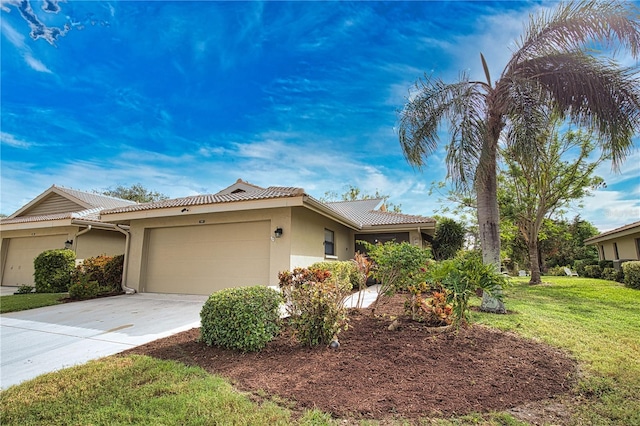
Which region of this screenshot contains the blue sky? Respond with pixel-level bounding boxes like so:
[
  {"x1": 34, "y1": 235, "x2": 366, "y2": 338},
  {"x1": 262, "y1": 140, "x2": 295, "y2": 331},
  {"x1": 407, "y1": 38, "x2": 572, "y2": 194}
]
[{"x1": 1, "y1": 0, "x2": 638, "y2": 232}]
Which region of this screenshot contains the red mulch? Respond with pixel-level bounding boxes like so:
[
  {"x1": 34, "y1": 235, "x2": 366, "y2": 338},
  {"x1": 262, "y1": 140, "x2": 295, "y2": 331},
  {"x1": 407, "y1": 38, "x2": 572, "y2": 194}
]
[{"x1": 122, "y1": 295, "x2": 577, "y2": 422}]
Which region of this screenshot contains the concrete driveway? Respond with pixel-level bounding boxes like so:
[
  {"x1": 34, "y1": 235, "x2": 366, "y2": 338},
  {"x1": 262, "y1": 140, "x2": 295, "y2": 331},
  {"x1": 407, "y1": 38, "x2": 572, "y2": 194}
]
[{"x1": 1, "y1": 292, "x2": 208, "y2": 390}]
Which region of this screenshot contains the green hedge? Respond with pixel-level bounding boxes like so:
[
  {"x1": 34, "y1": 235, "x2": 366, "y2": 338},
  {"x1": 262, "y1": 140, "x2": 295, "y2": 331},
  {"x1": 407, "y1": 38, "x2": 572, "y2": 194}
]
[
  {"x1": 200, "y1": 286, "x2": 283, "y2": 352},
  {"x1": 309, "y1": 261, "x2": 359, "y2": 290},
  {"x1": 33, "y1": 249, "x2": 75, "y2": 293},
  {"x1": 622, "y1": 261, "x2": 640, "y2": 289}
]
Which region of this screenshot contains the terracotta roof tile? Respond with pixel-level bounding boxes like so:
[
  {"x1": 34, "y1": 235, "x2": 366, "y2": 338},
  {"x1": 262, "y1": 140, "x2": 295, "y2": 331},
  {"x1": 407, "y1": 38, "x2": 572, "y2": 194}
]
[
  {"x1": 327, "y1": 199, "x2": 434, "y2": 227},
  {"x1": 101, "y1": 186, "x2": 305, "y2": 215},
  {"x1": 0, "y1": 208, "x2": 104, "y2": 225},
  {"x1": 55, "y1": 186, "x2": 136, "y2": 209}
]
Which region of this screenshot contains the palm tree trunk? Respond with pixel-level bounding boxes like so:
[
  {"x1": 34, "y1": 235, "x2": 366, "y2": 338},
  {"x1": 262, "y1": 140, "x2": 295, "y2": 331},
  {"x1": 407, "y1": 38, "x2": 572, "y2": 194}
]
[
  {"x1": 477, "y1": 140, "x2": 506, "y2": 313},
  {"x1": 528, "y1": 238, "x2": 542, "y2": 284}
]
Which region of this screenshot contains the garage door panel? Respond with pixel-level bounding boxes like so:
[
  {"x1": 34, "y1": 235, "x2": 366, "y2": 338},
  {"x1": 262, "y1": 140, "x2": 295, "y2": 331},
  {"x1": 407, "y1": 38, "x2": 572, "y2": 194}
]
[
  {"x1": 2, "y1": 235, "x2": 67, "y2": 287},
  {"x1": 144, "y1": 221, "x2": 270, "y2": 295}
]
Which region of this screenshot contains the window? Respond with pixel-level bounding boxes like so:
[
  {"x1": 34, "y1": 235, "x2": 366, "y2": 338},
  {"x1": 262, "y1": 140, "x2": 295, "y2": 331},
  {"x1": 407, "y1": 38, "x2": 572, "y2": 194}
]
[
  {"x1": 636, "y1": 238, "x2": 640, "y2": 259},
  {"x1": 324, "y1": 229, "x2": 335, "y2": 256},
  {"x1": 613, "y1": 242, "x2": 620, "y2": 260},
  {"x1": 599, "y1": 245, "x2": 605, "y2": 260}
]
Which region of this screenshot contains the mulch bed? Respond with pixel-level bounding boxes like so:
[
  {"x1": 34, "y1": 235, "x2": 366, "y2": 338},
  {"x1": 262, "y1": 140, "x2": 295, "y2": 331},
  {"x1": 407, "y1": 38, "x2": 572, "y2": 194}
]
[{"x1": 123, "y1": 295, "x2": 577, "y2": 422}]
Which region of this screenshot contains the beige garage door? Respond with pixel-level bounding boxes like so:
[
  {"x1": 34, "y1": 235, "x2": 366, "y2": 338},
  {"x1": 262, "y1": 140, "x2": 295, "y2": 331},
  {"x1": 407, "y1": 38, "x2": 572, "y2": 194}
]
[
  {"x1": 144, "y1": 221, "x2": 270, "y2": 295},
  {"x1": 2, "y1": 235, "x2": 67, "y2": 287}
]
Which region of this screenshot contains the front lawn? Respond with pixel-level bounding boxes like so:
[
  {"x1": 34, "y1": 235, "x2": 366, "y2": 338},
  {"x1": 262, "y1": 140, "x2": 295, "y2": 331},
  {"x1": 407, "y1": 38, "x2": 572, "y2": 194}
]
[
  {"x1": 0, "y1": 292, "x2": 67, "y2": 314},
  {"x1": 1, "y1": 277, "x2": 638, "y2": 425},
  {"x1": 471, "y1": 276, "x2": 640, "y2": 425}
]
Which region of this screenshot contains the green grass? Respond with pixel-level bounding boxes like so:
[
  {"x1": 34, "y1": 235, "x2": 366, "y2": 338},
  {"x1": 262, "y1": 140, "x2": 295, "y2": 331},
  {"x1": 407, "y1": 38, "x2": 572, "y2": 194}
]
[
  {"x1": 0, "y1": 292, "x2": 67, "y2": 313},
  {"x1": 1, "y1": 277, "x2": 638, "y2": 425},
  {"x1": 470, "y1": 276, "x2": 640, "y2": 425},
  {"x1": 0, "y1": 355, "x2": 296, "y2": 426}
]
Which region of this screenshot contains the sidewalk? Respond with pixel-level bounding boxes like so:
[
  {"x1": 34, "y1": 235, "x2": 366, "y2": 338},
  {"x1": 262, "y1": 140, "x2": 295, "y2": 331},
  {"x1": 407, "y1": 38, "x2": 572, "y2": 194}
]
[{"x1": 344, "y1": 284, "x2": 380, "y2": 308}]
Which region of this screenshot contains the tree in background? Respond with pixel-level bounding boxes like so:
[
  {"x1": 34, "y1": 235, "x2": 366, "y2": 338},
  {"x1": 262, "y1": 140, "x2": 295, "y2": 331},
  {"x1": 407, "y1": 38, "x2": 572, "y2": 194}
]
[
  {"x1": 502, "y1": 216, "x2": 599, "y2": 275},
  {"x1": 431, "y1": 217, "x2": 466, "y2": 261},
  {"x1": 499, "y1": 123, "x2": 606, "y2": 284},
  {"x1": 97, "y1": 183, "x2": 168, "y2": 203},
  {"x1": 541, "y1": 216, "x2": 599, "y2": 269},
  {"x1": 321, "y1": 184, "x2": 402, "y2": 212},
  {"x1": 398, "y1": 1, "x2": 639, "y2": 310}
]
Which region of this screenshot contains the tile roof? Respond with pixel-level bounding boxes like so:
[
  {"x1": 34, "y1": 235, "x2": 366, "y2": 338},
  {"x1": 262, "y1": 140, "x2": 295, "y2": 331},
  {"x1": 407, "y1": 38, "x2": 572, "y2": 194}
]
[
  {"x1": 101, "y1": 186, "x2": 305, "y2": 215},
  {"x1": 54, "y1": 186, "x2": 136, "y2": 209},
  {"x1": 1, "y1": 208, "x2": 104, "y2": 225},
  {"x1": 327, "y1": 199, "x2": 435, "y2": 227}
]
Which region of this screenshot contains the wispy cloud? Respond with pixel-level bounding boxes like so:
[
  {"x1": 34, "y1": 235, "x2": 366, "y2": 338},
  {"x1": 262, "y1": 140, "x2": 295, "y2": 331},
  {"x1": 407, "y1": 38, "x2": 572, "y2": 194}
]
[
  {"x1": 0, "y1": 19, "x2": 53, "y2": 73},
  {"x1": 0, "y1": 131, "x2": 32, "y2": 148}
]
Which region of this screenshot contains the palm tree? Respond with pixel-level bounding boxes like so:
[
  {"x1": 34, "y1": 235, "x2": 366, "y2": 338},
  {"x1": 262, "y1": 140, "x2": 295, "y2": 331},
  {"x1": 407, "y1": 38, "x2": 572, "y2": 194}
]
[{"x1": 398, "y1": 1, "x2": 640, "y2": 312}]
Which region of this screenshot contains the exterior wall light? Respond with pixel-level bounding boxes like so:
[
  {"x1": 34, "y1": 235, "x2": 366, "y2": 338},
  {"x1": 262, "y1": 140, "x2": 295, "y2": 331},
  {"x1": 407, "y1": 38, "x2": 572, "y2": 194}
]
[
  {"x1": 64, "y1": 240, "x2": 73, "y2": 249},
  {"x1": 274, "y1": 227, "x2": 283, "y2": 238}
]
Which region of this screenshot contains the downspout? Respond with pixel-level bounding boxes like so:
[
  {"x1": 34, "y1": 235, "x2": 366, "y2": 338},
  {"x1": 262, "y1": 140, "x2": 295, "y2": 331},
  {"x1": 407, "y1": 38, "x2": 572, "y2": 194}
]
[
  {"x1": 114, "y1": 224, "x2": 136, "y2": 294},
  {"x1": 74, "y1": 225, "x2": 92, "y2": 253}
]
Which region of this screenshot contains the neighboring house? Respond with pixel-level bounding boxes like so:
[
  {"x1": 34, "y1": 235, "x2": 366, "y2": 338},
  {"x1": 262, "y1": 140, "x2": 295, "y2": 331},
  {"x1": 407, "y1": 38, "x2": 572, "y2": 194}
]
[
  {"x1": 0, "y1": 185, "x2": 136, "y2": 287},
  {"x1": 100, "y1": 179, "x2": 436, "y2": 295},
  {"x1": 584, "y1": 220, "x2": 640, "y2": 267}
]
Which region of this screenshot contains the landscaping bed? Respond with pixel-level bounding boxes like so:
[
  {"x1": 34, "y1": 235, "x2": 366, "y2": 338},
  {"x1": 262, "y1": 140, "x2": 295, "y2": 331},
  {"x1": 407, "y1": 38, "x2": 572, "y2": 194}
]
[{"x1": 124, "y1": 295, "x2": 576, "y2": 422}]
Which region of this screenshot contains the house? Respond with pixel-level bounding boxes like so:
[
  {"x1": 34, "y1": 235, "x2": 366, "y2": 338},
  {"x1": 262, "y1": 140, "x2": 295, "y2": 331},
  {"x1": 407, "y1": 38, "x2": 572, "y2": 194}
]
[
  {"x1": 100, "y1": 179, "x2": 436, "y2": 295},
  {"x1": 584, "y1": 220, "x2": 640, "y2": 267},
  {"x1": 1, "y1": 186, "x2": 136, "y2": 287}
]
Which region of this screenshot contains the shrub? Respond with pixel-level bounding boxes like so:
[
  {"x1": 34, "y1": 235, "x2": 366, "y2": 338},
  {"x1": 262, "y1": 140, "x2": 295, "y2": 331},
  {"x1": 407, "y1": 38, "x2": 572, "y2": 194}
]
[
  {"x1": 279, "y1": 267, "x2": 351, "y2": 347},
  {"x1": 72, "y1": 254, "x2": 124, "y2": 295},
  {"x1": 601, "y1": 267, "x2": 624, "y2": 283},
  {"x1": 200, "y1": 286, "x2": 283, "y2": 352},
  {"x1": 405, "y1": 282, "x2": 453, "y2": 326},
  {"x1": 574, "y1": 259, "x2": 597, "y2": 277},
  {"x1": 360, "y1": 241, "x2": 431, "y2": 312},
  {"x1": 14, "y1": 285, "x2": 34, "y2": 294},
  {"x1": 427, "y1": 251, "x2": 506, "y2": 326},
  {"x1": 546, "y1": 266, "x2": 567, "y2": 276},
  {"x1": 33, "y1": 249, "x2": 75, "y2": 293},
  {"x1": 584, "y1": 264, "x2": 603, "y2": 279},
  {"x1": 431, "y1": 217, "x2": 466, "y2": 261},
  {"x1": 622, "y1": 261, "x2": 640, "y2": 289},
  {"x1": 310, "y1": 260, "x2": 359, "y2": 290},
  {"x1": 351, "y1": 252, "x2": 373, "y2": 308},
  {"x1": 599, "y1": 260, "x2": 614, "y2": 269},
  {"x1": 69, "y1": 276, "x2": 101, "y2": 300},
  {"x1": 103, "y1": 255, "x2": 124, "y2": 292}
]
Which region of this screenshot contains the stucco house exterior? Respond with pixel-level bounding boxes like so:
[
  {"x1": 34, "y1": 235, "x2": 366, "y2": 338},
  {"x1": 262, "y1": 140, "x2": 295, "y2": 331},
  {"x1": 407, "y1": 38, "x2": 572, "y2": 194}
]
[
  {"x1": 0, "y1": 185, "x2": 135, "y2": 287},
  {"x1": 100, "y1": 179, "x2": 436, "y2": 295},
  {"x1": 584, "y1": 220, "x2": 640, "y2": 267}
]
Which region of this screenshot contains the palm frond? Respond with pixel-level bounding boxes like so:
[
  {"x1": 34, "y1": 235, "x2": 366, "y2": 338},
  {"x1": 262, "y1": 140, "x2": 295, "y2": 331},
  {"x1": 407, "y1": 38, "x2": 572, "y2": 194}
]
[
  {"x1": 397, "y1": 74, "x2": 487, "y2": 185},
  {"x1": 508, "y1": 0, "x2": 640, "y2": 73},
  {"x1": 509, "y1": 51, "x2": 640, "y2": 169}
]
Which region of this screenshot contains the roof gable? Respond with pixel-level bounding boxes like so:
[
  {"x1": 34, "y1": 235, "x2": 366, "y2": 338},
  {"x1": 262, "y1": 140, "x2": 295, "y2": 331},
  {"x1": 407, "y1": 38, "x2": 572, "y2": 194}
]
[
  {"x1": 18, "y1": 192, "x2": 87, "y2": 217},
  {"x1": 215, "y1": 179, "x2": 264, "y2": 196},
  {"x1": 6, "y1": 185, "x2": 136, "y2": 221}
]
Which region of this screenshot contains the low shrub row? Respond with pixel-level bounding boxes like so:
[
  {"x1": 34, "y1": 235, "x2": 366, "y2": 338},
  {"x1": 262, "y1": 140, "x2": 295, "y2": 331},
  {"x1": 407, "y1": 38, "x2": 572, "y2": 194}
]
[{"x1": 200, "y1": 246, "x2": 509, "y2": 353}]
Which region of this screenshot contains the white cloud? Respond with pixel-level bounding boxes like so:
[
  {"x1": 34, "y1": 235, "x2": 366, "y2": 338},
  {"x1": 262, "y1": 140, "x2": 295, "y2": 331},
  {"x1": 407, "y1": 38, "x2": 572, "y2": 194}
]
[
  {"x1": 0, "y1": 131, "x2": 32, "y2": 148},
  {"x1": 24, "y1": 54, "x2": 53, "y2": 73},
  {"x1": 573, "y1": 188, "x2": 640, "y2": 232},
  {"x1": 1, "y1": 19, "x2": 54, "y2": 73}
]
